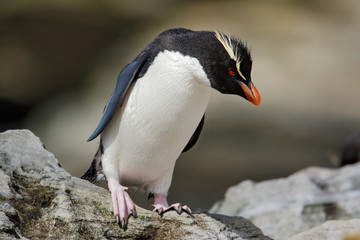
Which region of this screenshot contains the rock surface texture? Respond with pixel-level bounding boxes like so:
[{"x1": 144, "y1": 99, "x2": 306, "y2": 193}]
[
  {"x1": 211, "y1": 160, "x2": 360, "y2": 239},
  {"x1": 0, "y1": 130, "x2": 271, "y2": 240}
]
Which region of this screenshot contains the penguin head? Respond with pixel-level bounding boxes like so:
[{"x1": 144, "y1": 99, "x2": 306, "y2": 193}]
[
  {"x1": 206, "y1": 31, "x2": 260, "y2": 106},
  {"x1": 145, "y1": 28, "x2": 261, "y2": 105}
]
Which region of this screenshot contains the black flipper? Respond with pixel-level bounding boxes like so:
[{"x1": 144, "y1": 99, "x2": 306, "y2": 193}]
[
  {"x1": 81, "y1": 141, "x2": 104, "y2": 183},
  {"x1": 87, "y1": 53, "x2": 149, "y2": 141},
  {"x1": 182, "y1": 114, "x2": 205, "y2": 153}
]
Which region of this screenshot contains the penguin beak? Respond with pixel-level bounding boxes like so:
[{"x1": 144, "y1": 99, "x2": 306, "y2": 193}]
[{"x1": 240, "y1": 82, "x2": 261, "y2": 106}]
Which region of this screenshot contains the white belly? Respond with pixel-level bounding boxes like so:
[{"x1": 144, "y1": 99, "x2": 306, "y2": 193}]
[{"x1": 101, "y1": 50, "x2": 211, "y2": 194}]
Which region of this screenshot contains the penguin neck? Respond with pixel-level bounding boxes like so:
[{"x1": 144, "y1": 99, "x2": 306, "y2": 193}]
[{"x1": 154, "y1": 50, "x2": 212, "y2": 88}]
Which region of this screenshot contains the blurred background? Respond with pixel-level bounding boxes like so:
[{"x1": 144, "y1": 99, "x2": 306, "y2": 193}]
[{"x1": 1, "y1": 0, "x2": 360, "y2": 210}]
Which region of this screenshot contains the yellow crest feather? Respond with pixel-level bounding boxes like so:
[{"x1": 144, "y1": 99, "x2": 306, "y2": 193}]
[{"x1": 215, "y1": 31, "x2": 246, "y2": 80}]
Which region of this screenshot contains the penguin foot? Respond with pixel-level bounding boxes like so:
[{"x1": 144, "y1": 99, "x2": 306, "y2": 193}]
[
  {"x1": 151, "y1": 193, "x2": 192, "y2": 215},
  {"x1": 107, "y1": 178, "x2": 136, "y2": 229},
  {"x1": 152, "y1": 203, "x2": 192, "y2": 215}
]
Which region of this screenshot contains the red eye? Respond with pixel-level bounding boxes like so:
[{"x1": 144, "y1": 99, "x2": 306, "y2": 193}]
[{"x1": 229, "y1": 70, "x2": 235, "y2": 76}]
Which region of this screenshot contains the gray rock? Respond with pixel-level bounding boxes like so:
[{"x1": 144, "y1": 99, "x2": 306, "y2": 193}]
[
  {"x1": 210, "y1": 163, "x2": 360, "y2": 239},
  {"x1": 0, "y1": 130, "x2": 271, "y2": 240},
  {"x1": 289, "y1": 219, "x2": 360, "y2": 240}
]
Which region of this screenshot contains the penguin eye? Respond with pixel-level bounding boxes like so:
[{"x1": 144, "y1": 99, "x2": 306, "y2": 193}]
[{"x1": 229, "y1": 70, "x2": 235, "y2": 76}]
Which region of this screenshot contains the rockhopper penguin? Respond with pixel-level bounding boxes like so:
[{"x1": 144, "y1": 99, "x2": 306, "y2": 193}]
[{"x1": 81, "y1": 28, "x2": 261, "y2": 228}]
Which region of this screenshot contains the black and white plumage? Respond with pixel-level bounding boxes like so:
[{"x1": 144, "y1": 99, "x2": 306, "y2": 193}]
[{"x1": 81, "y1": 28, "x2": 260, "y2": 228}]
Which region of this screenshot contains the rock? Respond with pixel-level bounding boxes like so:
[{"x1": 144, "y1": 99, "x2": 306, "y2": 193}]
[
  {"x1": 0, "y1": 130, "x2": 271, "y2": 240},
  {"x1": 289, "y1": 219, "x2": 360, "y2": 240},
  {"x1": 210, "y1": 162, "x2": 360, "y2": 239}
]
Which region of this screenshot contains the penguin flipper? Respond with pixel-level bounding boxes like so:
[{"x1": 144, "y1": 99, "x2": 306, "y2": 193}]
[
  {"x1": 87, "y1": 53, "x2": 149, "y2": 141},
  {"x1": 182, "y1": 114, "x2": 205, "y2": 153}
]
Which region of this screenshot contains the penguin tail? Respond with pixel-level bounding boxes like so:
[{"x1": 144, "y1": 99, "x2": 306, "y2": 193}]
[{"x1": 81, "y1": 141, "x2": 105, "y2": 183}]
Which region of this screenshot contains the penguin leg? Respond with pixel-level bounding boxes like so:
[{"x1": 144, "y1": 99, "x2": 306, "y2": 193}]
[
  {"x1": 107, "y1": 178, "x2": 137, "y2": 229},
  {"x1": 152, "y1": 194, "x2": 191, "y2": 215}
]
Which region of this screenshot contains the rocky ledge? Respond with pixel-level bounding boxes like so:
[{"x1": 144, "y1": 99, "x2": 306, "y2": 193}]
[
  {"x1": 1, "y1": 130, "x2": 360, "y2": 240},
  {"x1": 0, "y1": 130, "x2": 270, "y2": 240}
]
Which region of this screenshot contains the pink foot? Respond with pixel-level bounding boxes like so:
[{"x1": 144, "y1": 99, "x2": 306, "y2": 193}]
[
  {"x1": 107, "y1": 178, "x2": 136, "y2": 228},
  {"x1": 152, "y1": 193, "x2": 191, "y2": 215}
]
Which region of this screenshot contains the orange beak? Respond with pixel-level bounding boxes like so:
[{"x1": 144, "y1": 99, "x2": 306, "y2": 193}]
[{"x1": 240, "y1": 82, "x2": 261, "y2": 106}]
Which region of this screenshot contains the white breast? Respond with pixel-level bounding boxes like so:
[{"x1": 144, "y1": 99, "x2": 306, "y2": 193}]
[{"x1": 101, "y1": 50, "x2": 212, "y2": 194}]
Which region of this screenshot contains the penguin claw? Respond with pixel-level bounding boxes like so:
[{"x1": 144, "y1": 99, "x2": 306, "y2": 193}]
[
  {"x1": 132, "y1": 209, "x2": 137, "y2": 218},
  {"x1": 152, "y1": 204, "x2": 164, "y2": 214},
  {"x1": 171, "y1": 203, "x2": 182, "y2": 214},
  {"x1": 182, "y1": 205, "x2": 192, "y2": 214},
  {"x1": 120, "y1": 219, "x2": 126, "y2": 229},
  {"x1": 116, "y1": 212, "x2": 136, "y2": 229}
]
